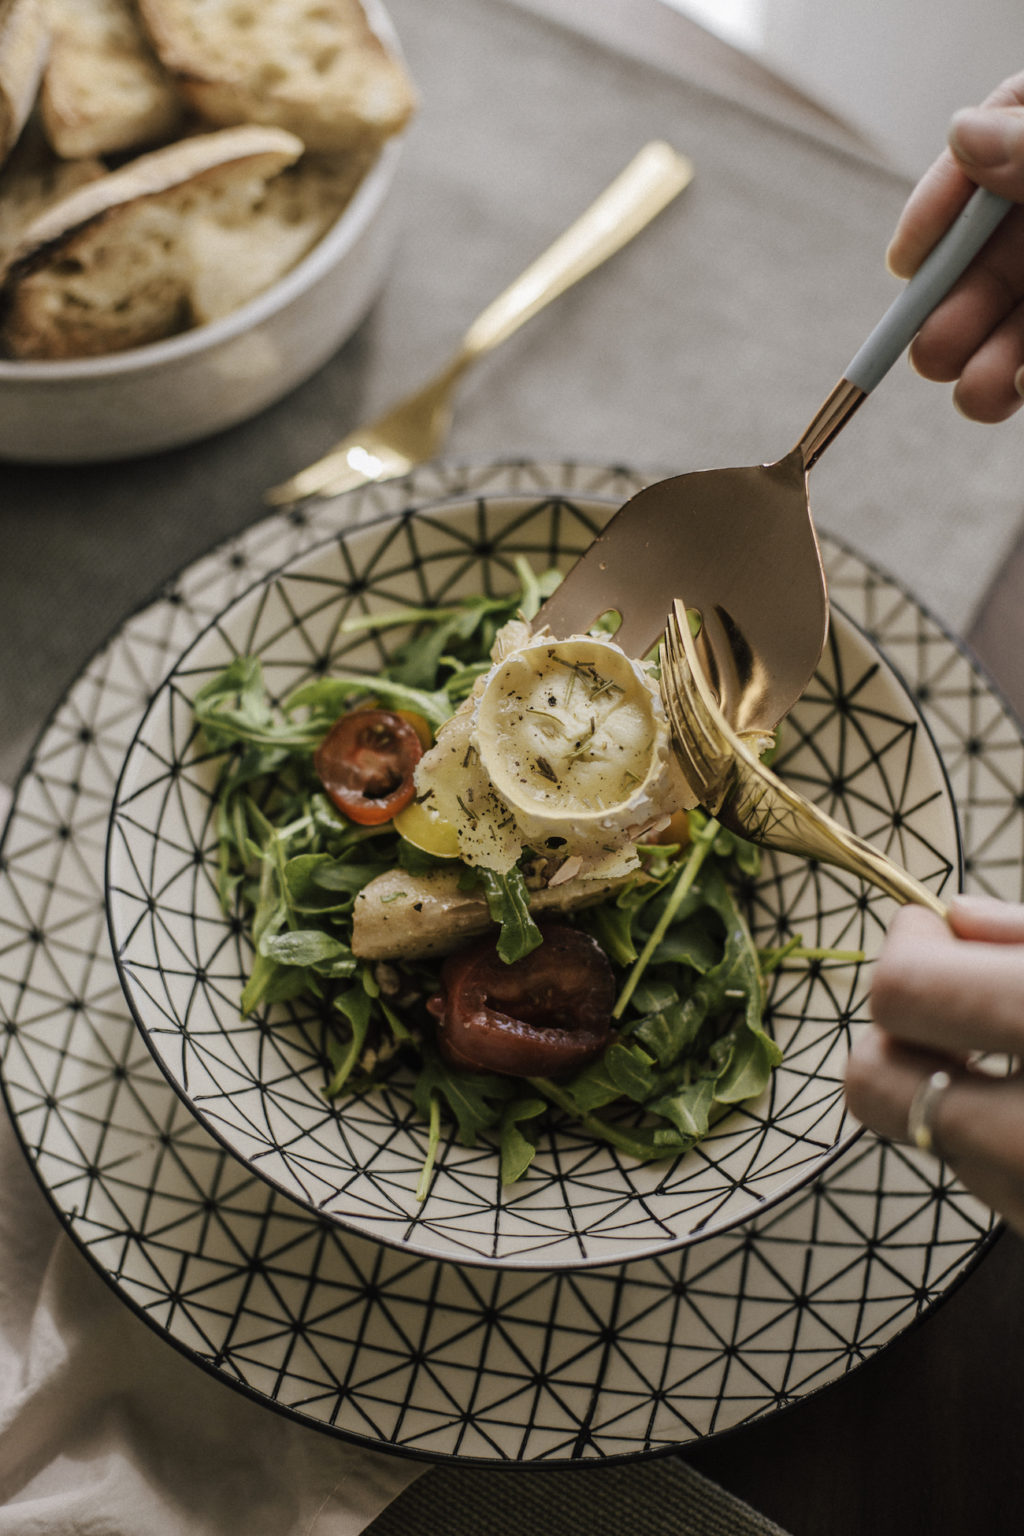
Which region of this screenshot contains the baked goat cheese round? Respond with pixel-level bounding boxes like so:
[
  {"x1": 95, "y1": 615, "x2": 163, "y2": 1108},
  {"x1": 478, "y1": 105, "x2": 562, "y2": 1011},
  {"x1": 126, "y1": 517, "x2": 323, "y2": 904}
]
[{"x1": 413, "y1": 626, "x2": 690, "y2": 879}]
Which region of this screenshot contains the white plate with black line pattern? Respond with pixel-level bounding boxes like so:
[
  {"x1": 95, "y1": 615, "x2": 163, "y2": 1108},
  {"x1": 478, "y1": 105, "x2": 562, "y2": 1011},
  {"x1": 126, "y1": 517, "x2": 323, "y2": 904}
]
[
  {"x1": 0, "y1": 462, "x2": 1005, "y2": 1461},
  {"x1": 103, "y1": 476, "x2": 956, "y2": 1268}
]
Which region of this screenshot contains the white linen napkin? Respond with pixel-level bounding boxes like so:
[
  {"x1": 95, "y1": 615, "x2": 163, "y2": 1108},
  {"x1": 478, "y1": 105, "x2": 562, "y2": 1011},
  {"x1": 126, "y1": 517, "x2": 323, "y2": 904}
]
[{"x1": 0, "y1": 1106, "x2": 423, "y2": 1534}]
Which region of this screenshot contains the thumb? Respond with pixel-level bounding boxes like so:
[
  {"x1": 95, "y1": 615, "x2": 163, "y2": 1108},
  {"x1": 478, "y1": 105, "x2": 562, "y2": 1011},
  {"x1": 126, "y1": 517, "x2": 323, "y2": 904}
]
[
  {"x1": 948, "y1": 893, "x2": 1024, "y2": 944},
  {"x1": 948, "y1": 105, "x2": 1024, "y2": 199}
]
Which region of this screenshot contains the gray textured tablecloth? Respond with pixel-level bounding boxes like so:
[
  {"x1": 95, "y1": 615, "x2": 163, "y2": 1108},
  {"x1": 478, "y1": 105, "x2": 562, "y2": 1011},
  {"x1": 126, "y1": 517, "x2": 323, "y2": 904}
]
[{"x1": 0, "y1": 4, "x2": 1021, "y2": 1535}]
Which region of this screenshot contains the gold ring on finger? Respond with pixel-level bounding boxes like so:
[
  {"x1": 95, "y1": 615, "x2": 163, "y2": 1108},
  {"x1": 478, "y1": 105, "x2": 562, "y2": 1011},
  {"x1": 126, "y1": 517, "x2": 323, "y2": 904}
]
[{"x1": 906, "y1": 1068, "x2": 952, "y2": 1157}]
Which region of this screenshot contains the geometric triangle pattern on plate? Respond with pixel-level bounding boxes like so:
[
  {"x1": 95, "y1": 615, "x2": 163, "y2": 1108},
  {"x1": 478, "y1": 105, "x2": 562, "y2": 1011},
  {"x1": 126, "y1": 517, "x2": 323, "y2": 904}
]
[
  {"x1": 105, "y1": 491, "x2": 957, "y2": 1268},
  {"x1": 0, "y1": 461, "x2": 1006, "y2": 1461}
]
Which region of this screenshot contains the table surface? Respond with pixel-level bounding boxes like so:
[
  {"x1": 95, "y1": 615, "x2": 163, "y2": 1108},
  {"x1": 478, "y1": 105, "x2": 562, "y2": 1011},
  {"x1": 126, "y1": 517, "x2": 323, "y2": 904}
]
[{"x1": 3, "y1": 3, "x2": 1024, "y2": 1533}]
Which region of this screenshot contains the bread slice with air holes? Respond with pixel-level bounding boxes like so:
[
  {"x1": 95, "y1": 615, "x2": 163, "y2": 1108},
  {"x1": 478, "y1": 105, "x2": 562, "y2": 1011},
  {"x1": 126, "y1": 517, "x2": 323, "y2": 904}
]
[
  {"x1": 0, "y1": 0, "x2": 49, "y2": 167},
  {"x1": 136, "y1": 0, "x2": 416, "y2": 153},
  {"x1": 0, "y1": 123, "x2": 303, "y2": 358},
  {"x1": 186, "y1": 144, "x2": 374, "y2": 324},
  {"x1": 0, "y1": 116, "x2": 105, "y2": 265},
  {"x1": 40, "y1": 0, "x2": 184, "y2": 159}
]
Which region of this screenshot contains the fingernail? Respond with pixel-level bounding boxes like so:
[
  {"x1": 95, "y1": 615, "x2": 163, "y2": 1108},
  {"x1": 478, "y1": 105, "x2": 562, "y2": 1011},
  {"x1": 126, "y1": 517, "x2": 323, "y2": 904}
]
[
  {"x1": 949, "y1": 106, "x2": 1024, "y2": 166},
  {"x1": 1015, "y1": 365, "x2": 1024, "y2": 399},
  {"x1": 949, "y1": 892, "x2": 1024, "y2": 938},
  {"x1": 885, "y1": 237, "x2": 910, "y2": 278},
  {"x1": 950, "y1": 893, "x2": 1006, "y2": 914}
]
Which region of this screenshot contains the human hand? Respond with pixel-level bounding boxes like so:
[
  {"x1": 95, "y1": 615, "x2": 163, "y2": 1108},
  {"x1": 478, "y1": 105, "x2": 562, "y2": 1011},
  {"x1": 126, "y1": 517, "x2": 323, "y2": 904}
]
[
  {"x1": 845, "y1": 895, "x2": 1024, "y2": 1233},
  {"x1": 887, "y1": 71, "x2": 1024, "y2": 423}
]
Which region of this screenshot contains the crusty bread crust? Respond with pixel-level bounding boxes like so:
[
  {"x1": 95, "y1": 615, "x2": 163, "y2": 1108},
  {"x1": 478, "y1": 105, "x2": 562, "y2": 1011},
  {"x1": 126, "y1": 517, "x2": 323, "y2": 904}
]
[
  {"x1": 137, "y1": 0, "x2": 415, "y2": 152},
  {"x1": 0, "y1": 116, "x2": 104, "y2": 263},
  {"x1": 4, "y1": 122, "x2": 302, "y2": 251},
  {"x1": 0, "y1": 2, "x2": 416, "y2": 356},
  {"x1": 0, "y1": 124, "x2": 304, "y2": 357},
  {"x1": 0, "y1": 0, "x2": 49, "y2": 166},
  {"x1": 40, "y1": 0, "x2": 183, "y2": 159}
]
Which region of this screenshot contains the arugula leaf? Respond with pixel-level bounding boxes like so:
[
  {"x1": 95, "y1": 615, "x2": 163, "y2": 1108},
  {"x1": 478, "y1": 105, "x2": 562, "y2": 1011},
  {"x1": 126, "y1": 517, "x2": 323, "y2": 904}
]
[
  {"x1": 395, "y1": 839, "x2": 451, "y2": 876},
  {"x1": 411, "y1": 1048, "x2": 514, "y2": 1146},
  {"x1": 467, "y1": 865, "x2": 542, "y2": 963},
  {"x1": 239, "y1": 952, "x2": 309, "y2": 1016},
  {"x1": 499, "y1": 1096, "x2": 546, "y2": 1185},
  {"x1": 284, "y1": 852, "x2": 388, "y2": 912},
  {"x1": 646, "y1": 910, "x2": 722, "y2": 973},
  {"x1": 193, "y1": 656, "x2": 325, "y2": 757},
  {"x1": 713, "y1": 1020, "x2": 782, "y2": 1104},
  {"x1": 354, "y1": 593, "x2": 520, "y2": 691},
  {"x1": 192, "y1": 656, "x2": 275, "y2": 747},
  {"x1": 578, "y1": 900, "x2": 638, "y2": 967},
  {"x1": 632, "y1": 995, "x2": 708, "y2": 1070},
  {"x1": 214, "y1": 788, "x2": 249, "y2": 909},
  {"x1": 284, "y1": 673, "x2": 452, "y2": 729},
  {"x1": 558, "y1": 1042, "x2": 660, "y2": 1113},
  {"x1": 324, "y1": 980, "x2": 375, "y2": 1098},
  {"x1": 529, "y1": 1076, "x2": 692, "y2": 1163},
  {"x1": 649, "y1": 1074, "x2": 717, "y2": 1141},
  {"x1": 259, "y1": 928, "x2": 356, "y2": 975},
  {"x1": 613, "y1": 817, "x2": 719, "y2": 1017},
  {"x1": 512, "y1": 556, "x2": 563, "y2": 621}
]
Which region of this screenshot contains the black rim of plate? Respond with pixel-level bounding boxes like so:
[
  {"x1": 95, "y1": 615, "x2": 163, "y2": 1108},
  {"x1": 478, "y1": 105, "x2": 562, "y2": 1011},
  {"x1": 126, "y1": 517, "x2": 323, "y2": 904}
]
[{"x1": 0, "y1": 460, "x2": 1011, "y2": 1463}]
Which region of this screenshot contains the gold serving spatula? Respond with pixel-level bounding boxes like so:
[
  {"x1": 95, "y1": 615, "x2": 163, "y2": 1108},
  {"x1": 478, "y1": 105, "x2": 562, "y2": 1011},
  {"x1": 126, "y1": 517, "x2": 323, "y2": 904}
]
[{"x1": 536, "y1": 186, "x2": 1012, "y2": 736}]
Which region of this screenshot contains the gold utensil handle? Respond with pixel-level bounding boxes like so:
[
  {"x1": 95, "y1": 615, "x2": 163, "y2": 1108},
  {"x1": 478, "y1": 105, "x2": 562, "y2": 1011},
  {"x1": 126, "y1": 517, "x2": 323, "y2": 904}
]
[
  {"x1": 665, "y1": 602, "x2": 950, "y2": 920},
  {"x1": 457, "y1": 141, "x2": 694, "y2": 366},
  {"x1": 266, "y1": 141, "x2": 694, "y2": 507},
  {"x1": 792, "y1": 809, "x2": 949, "y2": 917},
  {"x1": 730, "y1": 756, "x2": 950, "y2": 918}
]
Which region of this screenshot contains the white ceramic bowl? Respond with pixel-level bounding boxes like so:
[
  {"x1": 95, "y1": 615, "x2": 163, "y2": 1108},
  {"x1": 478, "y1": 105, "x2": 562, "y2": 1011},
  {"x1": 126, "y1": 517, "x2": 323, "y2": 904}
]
[
  {"x1": 0, "y1": 39, "x2": 406, "y2": 461},
  {"x1": 105, "y1": 487, "x2": 959, "y2": 1270}
]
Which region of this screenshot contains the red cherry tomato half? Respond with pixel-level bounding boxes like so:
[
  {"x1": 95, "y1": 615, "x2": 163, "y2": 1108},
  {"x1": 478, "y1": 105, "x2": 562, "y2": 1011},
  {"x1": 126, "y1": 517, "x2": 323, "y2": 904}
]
[
  {"x1": 314, "y1": 708, "x2": 423, "y2": 825},
  {"x1": 427, "y1": 924, "x2": 615, "y2": 1078}
]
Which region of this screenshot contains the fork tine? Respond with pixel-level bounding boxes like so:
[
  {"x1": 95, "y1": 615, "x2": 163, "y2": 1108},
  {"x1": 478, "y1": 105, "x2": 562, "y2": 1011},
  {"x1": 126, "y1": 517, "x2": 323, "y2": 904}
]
[
  {"x1": 661, "y1": 602, "x2": 734, "y2": 808},
  {"x1": 663, "y1": 603, "x2": 949, "y2": 915},
  {"x1": 666, "y1": 606, "x2": 728, "y2": 765},
  {"x1": 662, "y1": 614, "x2": 711, "y2": 790}
]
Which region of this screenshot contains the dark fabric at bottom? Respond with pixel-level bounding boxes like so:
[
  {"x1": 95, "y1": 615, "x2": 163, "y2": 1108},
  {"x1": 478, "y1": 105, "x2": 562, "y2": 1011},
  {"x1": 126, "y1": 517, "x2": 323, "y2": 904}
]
[{"x1": 363, "y1": 1456, "x2": 792, "y2": 1536}]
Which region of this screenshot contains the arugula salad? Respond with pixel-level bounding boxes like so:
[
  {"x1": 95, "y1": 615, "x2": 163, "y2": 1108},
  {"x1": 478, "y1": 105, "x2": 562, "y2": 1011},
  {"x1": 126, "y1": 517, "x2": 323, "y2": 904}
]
[{"x1": 193, "y1": 560, "x2": 846, "y2": 1195}]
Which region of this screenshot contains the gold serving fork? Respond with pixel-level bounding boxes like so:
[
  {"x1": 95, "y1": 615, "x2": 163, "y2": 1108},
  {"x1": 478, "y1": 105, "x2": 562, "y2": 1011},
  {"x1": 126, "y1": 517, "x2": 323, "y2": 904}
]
[
  {"x1": 659, "y1": 599, "x2": 949, "y2": 917},
  {"x1": 265, "y1": 141, "x2": 694, "y2": 506}
]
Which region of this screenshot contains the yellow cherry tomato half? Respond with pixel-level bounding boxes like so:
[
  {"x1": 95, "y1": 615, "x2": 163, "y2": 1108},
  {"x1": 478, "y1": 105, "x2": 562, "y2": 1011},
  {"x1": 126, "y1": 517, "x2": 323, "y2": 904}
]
[
  {"x1": 394, "y1": 709, "x2": 434, "y2": 751},
  {"x1": 651, "y1": 809, "x2": 692, "y2": 847},
  {"x1": 392, "y1": 797, "x2": 462, "y2": 858}
]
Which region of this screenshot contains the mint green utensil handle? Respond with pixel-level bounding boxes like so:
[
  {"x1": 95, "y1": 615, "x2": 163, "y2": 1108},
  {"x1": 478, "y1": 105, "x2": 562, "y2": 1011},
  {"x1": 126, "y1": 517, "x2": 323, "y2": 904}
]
[{"x1": 846, "y1": 186, "x2": 1012, "y2": 394}]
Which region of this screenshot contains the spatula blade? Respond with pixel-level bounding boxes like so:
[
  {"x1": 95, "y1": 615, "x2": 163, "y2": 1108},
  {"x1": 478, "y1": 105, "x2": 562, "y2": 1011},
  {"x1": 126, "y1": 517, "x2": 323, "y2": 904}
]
[{"x1": 534, "y1": 449, "x2": 828, "y2": 732}]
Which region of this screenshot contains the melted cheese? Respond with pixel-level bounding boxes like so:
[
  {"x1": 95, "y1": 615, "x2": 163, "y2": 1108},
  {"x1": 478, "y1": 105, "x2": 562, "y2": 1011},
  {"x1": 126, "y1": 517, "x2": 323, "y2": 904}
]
[{"x1": 412, "y1": 625, "x2": 691, "y2": 877}]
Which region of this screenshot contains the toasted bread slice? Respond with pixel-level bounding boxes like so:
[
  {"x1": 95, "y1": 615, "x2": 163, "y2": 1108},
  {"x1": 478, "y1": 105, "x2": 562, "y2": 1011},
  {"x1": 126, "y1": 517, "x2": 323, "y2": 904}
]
[
  {"x1": 40, "y1": 0, "x2": 184, "y2": 159},
  {"x1": 137, "y1": 0, "x2": 415, "y2": 153},
  {"x1": 187, "y1": 146, "x2": 373, "y2": 323},
  {"x1": 0, "y1": 0, "x2": 49, "y2": 167},
  {"x1": 0, "y1": 116, "x2": 104, "y2": 263},
  {"x1": 0, "y1": 123, "x2": 303, "y2": 357}
]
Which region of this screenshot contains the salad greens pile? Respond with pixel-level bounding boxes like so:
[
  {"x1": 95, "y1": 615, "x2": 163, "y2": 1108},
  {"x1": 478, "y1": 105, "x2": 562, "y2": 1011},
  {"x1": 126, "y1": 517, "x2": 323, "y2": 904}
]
[{"x1": 193, "y1": 559, "x2": 855, "y2": 1194}]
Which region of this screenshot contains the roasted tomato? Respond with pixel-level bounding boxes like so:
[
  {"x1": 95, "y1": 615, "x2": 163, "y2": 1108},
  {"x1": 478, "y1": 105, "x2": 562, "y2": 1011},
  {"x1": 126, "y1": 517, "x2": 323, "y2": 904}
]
[
  {"x1": 427, "y1": 924, "x2": 615, "y2": 1077},
  {"x1": 314, "y1": 708, "x2": 423, "y2": 825}
]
